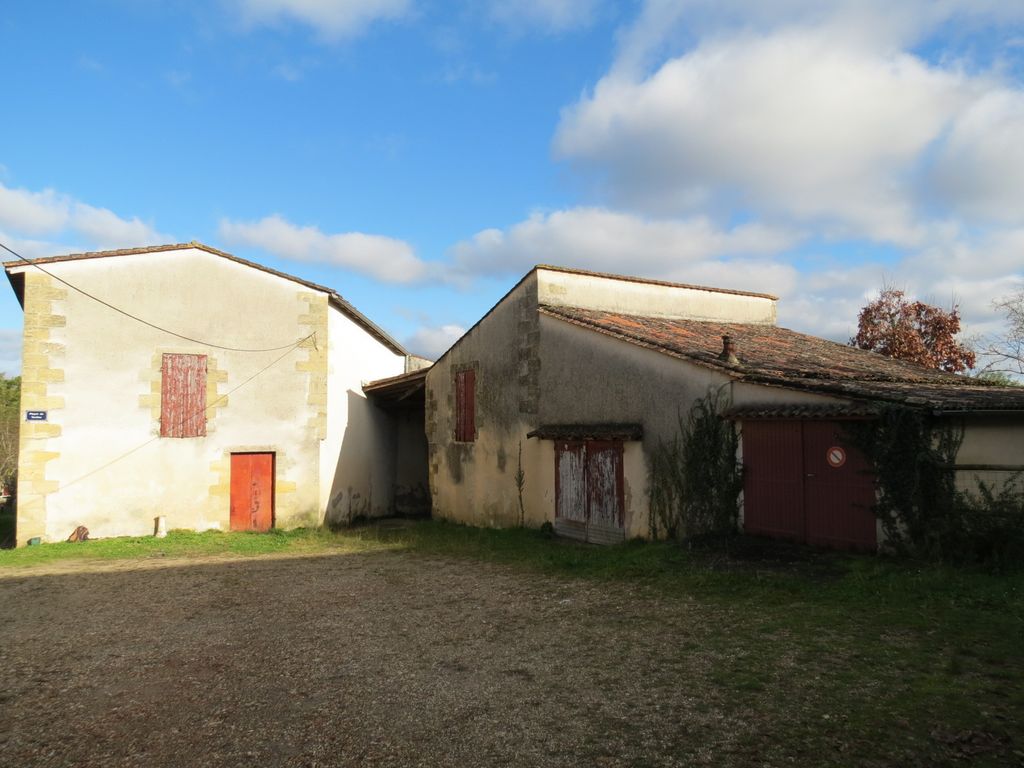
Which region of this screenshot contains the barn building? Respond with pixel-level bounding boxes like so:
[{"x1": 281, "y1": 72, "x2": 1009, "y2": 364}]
[
  {"x1": 9, "y1": 246, "x2": 1023, "y2": 552},
  {"x1": 424, "y1": 265, "x2": 1024, "y2": 550},
  {"x1": 6, "y1": 243, "x2": 429, "y2": 546}
]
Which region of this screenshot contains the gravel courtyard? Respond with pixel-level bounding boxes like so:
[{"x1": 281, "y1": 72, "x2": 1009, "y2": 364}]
[
  {"x1": 1, "y1": 549, "x2": 760, "y2": 768},
  {"x1": 2, "y1": 544, "x2": 1017, "y2": 768}
]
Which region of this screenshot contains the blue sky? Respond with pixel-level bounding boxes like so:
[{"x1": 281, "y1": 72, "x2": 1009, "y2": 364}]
[{"x1": 2, "y1": 0, "x2": 1024, "y2": 374}]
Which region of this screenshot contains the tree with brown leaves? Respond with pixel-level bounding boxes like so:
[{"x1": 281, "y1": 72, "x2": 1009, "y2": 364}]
[{"x1": 851, "y1": 289, "x2": 975, "y2": 373}]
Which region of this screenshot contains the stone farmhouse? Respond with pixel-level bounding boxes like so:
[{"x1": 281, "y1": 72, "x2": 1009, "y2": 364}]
[
  {"x1": 5, "y1": 243, "x2": 428, "y2": 546},
  {"x1": 419, "y1": 266, "x2": 1024, "y2": 550},
  {"x1": 7, "y1": 247, "x2": 1024, "y2": 551}
]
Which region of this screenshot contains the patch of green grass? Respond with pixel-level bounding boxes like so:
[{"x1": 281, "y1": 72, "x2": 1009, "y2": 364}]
[
  {"x1": 0, "y1": 526, "x2": 392, "y2": 567},
  {"x1": 2, "y1": 518, "x2": 1022, "y2": 764},
  {"x1": 347, "y1": 520, "x2": 1024, "y2": 766}
]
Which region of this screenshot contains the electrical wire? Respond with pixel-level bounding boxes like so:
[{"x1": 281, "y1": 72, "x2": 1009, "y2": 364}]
[
  {"x1": 46, "y1": 338, "x2": 310, "y2": 497},
  {"x1": 0, "y1": 241, "x2": 316, "y2": 353}
]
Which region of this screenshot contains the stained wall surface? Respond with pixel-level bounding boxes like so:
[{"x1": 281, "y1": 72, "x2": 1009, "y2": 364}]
[
  {"x1": 11, "y1": 247, "x2": 404, "y2": 544},
  {"x1": 425, "y1": 267, "x2": 836, "y2": 539}
]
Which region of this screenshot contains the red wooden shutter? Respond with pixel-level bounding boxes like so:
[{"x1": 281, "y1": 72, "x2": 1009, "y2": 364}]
[
  {"x1": 454, "y1": 371, "x2": 464, "y2": 440},
  {"x1": 160, "y1": 353, "x2": 207, "y2": 438},
  {"x1": 454, "y1": 369, "x2": 476, "y2": 442},
  {"x1": 464, "y1": 369, "x2": 475, "y2": 440}
]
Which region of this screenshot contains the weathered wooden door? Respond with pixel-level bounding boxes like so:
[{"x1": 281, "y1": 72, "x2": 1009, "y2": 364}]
[
  {"x1": 801, "y1": 422, "x2": 877, "y2": 551},
  {"x1": 742, "y1": 421, "x2": 804, "y2": 541},
  {"x1": 743, "y1": 421, "x2": 876, "y2": 551},
  {"x1": 230, "y1": 453, "x2": 274, "y2": 532},
  {"x1": 586, "y1": 440, "x2": 624, "y2": 544},
  {"x1": 555, "y1": 440, "x2": 624, "y2": 544},
  {"x1": 555, "y1": 441, "x2": 587, "y2": 526}
]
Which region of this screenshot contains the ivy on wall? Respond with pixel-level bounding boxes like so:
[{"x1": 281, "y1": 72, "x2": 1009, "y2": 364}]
[
  {"x1": 648, "y1": 389, "x2": 742, "y2": 541},
  {"x1": 846, "y1": 406, "x2": 1024, "y2": 566}
]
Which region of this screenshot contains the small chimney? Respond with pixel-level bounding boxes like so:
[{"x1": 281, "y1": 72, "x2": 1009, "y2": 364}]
[{"x1": 718, "y1": 335, "x2": 739, "y2": 365}]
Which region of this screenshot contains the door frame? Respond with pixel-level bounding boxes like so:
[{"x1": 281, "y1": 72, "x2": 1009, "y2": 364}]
[
  {"x1": 229, "y1": 451, "x2": 276, "y2": 532},
  {"x1": 742, "y1": 420, "x2": 877, "y2": 551},
  {"x1": 554, "y1": 439, "x2": 625, "y2": 544}
]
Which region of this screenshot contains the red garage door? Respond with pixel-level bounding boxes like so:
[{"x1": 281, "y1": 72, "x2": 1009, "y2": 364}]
[{"x1": 743, "y1": 421, "x2": 876, "y2": 551}]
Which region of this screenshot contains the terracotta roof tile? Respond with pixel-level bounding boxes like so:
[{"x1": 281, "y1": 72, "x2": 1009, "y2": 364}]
[
  {"x1": 540, "y1": 305, "x2": 1024, "y2": 412},
  {"x1": 527, "y1": 423, "x2": 644, "y2": 441},
  {"x1": 725, "y1": 404, "x2": 881, "y2": 420}
]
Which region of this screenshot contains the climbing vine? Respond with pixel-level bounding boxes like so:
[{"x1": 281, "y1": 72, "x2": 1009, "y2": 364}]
[
  {"x1": 845, "y1": 407, "x2": 962, "y2": 558},
  {"x1": 514, "y1": 440, "x2": 526, "y2": 527},
  {"x1": 648, "y1": 389, "x2": 742, "y2": 541},
  {"x1": 845, "y1": 407, "x2": 1024, "y2": 565}
]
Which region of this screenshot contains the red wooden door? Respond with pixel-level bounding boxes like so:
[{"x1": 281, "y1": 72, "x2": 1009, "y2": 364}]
[
  {"x1": 801, "y1": 422, "x2": 877, "y2": 551},
  {"x1": 742, "y1": 421, "x2": 804, "y2": 541},
  {"x1": 742, "y1": 421, "x2": 877, "y2": 551},
  {"x1": 230, "y1": 453, "x2": 274, "y2": 532}
]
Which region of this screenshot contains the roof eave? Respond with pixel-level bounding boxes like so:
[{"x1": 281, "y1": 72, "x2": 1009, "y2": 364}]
[
  {"x1": 3, "y1": 241, "x2": 408, "y2": 355},
  {"x1": 327, "y1": 294, "x2": 407, "y2": 356},
  {"x1": 540, "y1": 307, "x2": 1024, "y2": 413}
]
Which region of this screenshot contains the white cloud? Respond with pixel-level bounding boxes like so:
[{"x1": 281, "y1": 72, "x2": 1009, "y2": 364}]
[
  {"x1": 404, "y1": 323, "x2": 465, "y2": 359},
  {"x1": 272, "y1": 62, "x2": 304, "y2": 81},
  {"x1": 0, "y1": 329, "x2": 21, "y2": 377},
  {"x1": 0, "y1": 181, "x2": 168, "y2": 253},
  {"x1": 489, "y1": 0, "x2": 601, "y2": 32},
  {"x1": 930, "y1": 89, "x2": 1024, "y2": 223},
  {"x1": 450, "y1": 207, "x2": 801, "y2": 285},
  {"x1": 445, "y1": 204, "x2": 1023, "y2": 356},
  {"x1": 234, "y1": 0, "x2": 413, "y2": 39},
  {"x1": 774, "y1": 231, "x2": 1024, "y2": 346},
  {"x1": 612, "y1": 0, "x2": 1024, "y2": 76},
  {"x1": 557, "y1": 31, "x2": 988, "y2": 242},
  {"x1": 164, "y1": 70, "x2": 192, "y2": 89},
  {"x1": 77, "y1": 56, "x2": 104, "y2": 73},
  {"x1": 555, "y1": 3, "x2": 1024, "y2": 240},
  {"x1": 0, "y1": 184, "x2": 70, "y2": 235},
  {"x1": 71, "y1": 205, "x2": 169, "y2": 250},
  {"x1": 0, "y1": 231, "x2": 70, "y2": 262},
  {"x1": 219, "y1": 214, "x2": 429, "y2": 283}
]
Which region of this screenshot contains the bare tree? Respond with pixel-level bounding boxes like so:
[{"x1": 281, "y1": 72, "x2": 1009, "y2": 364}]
[{"x1": 981, "y1": 289, "x2": 1024, "y2": 377}]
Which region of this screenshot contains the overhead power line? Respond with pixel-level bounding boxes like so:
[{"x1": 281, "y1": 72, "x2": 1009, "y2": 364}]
[
  {"x1": 48, "y1": 338, "x2": 309, "y2": 497},
  {"x1": 0, "y1": 241, "x2": 316, "y2": 353}
]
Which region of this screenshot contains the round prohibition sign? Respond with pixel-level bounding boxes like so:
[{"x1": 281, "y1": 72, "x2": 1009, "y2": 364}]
[{"x1": 826, "y1": 446, "x2": 847, "y2": 468}]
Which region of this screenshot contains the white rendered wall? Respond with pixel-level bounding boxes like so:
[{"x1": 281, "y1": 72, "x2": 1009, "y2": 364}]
[
  {"x1": 11, "y1": 247, "x2": 401, "y2": 542},
  {"x1": 320, "y1": 304, "x2": 405, "y2": 524},
  {"x1": 536, "y1": 269, "x2": 777, "y2": 324}
]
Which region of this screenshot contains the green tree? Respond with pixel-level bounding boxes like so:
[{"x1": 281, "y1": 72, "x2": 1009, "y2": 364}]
[{"x1": 0, "y1": 375, "x2": 20, "y2": 496}]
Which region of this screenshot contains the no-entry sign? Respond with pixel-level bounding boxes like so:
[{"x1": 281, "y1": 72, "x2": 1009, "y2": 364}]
[{"x1": 826, "y1": 446, "x2": 846, "y2": 468}]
